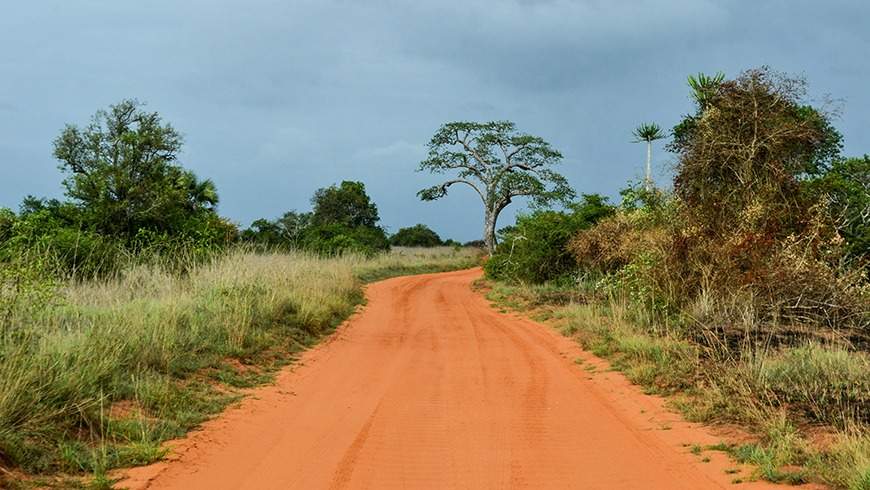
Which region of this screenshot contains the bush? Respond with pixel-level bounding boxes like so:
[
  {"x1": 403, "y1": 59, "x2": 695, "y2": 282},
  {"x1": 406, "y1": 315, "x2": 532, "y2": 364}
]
[
  {"x1": 302, "y1": 223, "x2": 389, "y2": 256},
  {"x1": 1, "y1": 209, "x2": 125, "y2": 278},
  {"x1": 485, "y1": 195, "x2": 613, "y2": 283},
  {"x1": 390, "y1": 224, "x2": 443, "y2": 247},
  {"x1": 804, "y1": 155, "x2": 870, "y2": 262}
]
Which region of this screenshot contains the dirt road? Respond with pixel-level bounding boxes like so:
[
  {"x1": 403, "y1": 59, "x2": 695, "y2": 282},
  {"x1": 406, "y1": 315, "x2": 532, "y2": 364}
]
[{"x1": 120, "y1": 268, "x2": 779, "y2": 489}]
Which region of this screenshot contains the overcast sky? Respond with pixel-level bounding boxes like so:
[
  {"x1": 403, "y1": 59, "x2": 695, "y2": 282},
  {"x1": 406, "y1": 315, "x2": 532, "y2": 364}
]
[{"x1": 1, "y1": 0, "x2": 868, "y2": 241}]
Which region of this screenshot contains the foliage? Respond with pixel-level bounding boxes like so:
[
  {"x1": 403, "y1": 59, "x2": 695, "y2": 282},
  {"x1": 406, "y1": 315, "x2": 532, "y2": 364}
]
[
  {"x1": 53, "y1": 100, "x2": 222, "y2": 240},
  {"x1": 241, "y1": 211, "x2": 311, "y2": 249},
  {"x1": 390, "y1": 224, "x2": 443, "y2": 247},
  {"x1": 662, "y1": 68, "x2": 865, "y2": 326},
  {"x1": 0, "y1": 208, "x2": 16, "y2": 245},
  {"x1": 686, "y1": 71, "x2": 725, "y2": 109},
  {"x1": 632, "y1": 123, "x2": 665, "y2": 143},
  {"x1": 1, "y1": 206, "x2": 125, "y2": 278},
  {"x1": 671, "y1": 68, "x2": 842, "y2": 237},
  {"x1": 804, "y1": 156, "x2": 870, "y2": 261},
  {"x1": 241, "y1": 181, "x2": 390, "y2": 255},
  {"x1": 485, "y1": 194, "x2": 614, "y2": 283},
  {"x1": 310, "y1": 181, "x2": 380, "y2": 229},
  {"x1": 417, "y1": 121, "x2": 574, "y2": 253},
  {"x1": 302, "y1": 222, "x2": 389, "y2": 256}
]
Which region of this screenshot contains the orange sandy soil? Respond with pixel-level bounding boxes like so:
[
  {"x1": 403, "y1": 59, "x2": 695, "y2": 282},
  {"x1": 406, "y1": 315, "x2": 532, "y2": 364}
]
[{"x1": 116, "y1": 268, "x2": 816, "y2": 489}]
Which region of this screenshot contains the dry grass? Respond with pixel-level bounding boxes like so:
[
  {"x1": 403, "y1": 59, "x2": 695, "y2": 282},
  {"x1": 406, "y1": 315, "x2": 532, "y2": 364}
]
[{"x1": 487, "y1": 280, "x2": 870, "y2": 489}]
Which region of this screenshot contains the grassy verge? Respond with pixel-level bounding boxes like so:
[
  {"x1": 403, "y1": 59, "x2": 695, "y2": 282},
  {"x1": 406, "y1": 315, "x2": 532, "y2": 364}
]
[
  {"x1": 0, "y1": 247, "x2": 480, "y2": 488},
  {"x1": 486, "y1": 281, "x2": 870, "y2": 490}
]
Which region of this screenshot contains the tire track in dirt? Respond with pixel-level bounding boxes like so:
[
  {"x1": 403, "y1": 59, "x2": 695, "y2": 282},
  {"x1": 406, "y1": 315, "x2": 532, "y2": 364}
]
[{"x1": 117, "y1": 268, "x2": 788, "y2": 489}]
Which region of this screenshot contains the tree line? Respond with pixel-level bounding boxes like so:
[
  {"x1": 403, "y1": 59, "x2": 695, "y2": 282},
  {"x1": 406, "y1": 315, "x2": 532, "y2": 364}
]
[{"x1": 0, "y1": 100, "x2": 465, "y2": 278}]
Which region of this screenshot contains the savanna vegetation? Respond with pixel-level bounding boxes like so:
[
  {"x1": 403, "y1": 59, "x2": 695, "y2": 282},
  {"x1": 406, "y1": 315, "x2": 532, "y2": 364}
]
[
  {"x1": 481, "y1": 68, "x2": 869, "y2": 489},
  {"x1": 0, "y1": 101, "x2": 479, "y2": 487},
  {"x1": 3, "y1": 67, "x2": 868, "y2": 489}
]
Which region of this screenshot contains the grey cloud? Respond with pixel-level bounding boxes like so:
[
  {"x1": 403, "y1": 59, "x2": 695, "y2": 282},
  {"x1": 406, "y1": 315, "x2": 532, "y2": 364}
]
[{"x1": 0, "y1": 0, "x2": 868, "y2": 241}]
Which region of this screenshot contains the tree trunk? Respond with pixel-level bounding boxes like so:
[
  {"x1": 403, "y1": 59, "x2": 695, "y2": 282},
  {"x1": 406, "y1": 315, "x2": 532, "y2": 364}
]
[
  {"x1": 645, "y1": 141, "x2": 653, "y2": 191},
  {"x1": 483, "y1": 209, "x2": 498, "y2": 255}
]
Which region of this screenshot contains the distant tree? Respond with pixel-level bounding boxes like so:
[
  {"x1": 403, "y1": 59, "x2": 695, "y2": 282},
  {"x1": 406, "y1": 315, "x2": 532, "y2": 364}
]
[
  {"x1": 242, "y1": 218, "x2": 283, "y2": 246},
  {"x1": 310, "y1": 181, "x2": 380, "y2": 229},
  {"x1": 275, "y1": 211, "x2": 311, "y2": 247},
  {"x1": 632, "y1": 123, "x2": 666, "y2": 191},
  {"x1": 390, "y1": 224, "x2": 443, "y2": 247},
  {"x1": 417, "y1": 121, "x2": 574, "y2": 254},
  {"x1": 52, "y1": 99, "x2": 219, "y2": 238},
  {"x1": 242, "y1": 211, "x2": 311, "y2": 248},
  {"x1": 305, "y1": 181, "x2": 388, "y2": 254}
]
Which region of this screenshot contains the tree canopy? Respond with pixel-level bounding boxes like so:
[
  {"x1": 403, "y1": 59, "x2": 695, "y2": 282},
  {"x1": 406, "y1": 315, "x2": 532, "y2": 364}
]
[
  {"x1": 390, "y1": 224, "x2": 443, "y2": 247},
  {"x1": 52, "y1": 99, "x2": 220, "y2": 238},
  {"x1": 311, "y1": 181, "x2": 380, "y2": 229}
]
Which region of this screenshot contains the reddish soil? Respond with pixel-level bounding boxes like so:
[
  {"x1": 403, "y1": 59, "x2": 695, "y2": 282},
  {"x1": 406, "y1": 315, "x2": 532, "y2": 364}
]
[{"x1": 118, "y1": 268, "x2": 788, "y2": 489}]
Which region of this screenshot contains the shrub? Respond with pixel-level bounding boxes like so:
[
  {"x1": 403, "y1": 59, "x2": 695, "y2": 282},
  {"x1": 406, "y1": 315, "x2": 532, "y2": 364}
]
[
  {"x1": 390, "y1": 224, "x2": 443, "y2": 247},
  {"x1": 485, "y1": 194, "x2": 613, "y2": 283},
  {"x1": 804, "y1": 155, "x2": 870, "y2": 262},
  {"x1": 302, "y1": 223, "x2": 389, "y2": 256},
  {"x1": 1, "y1": 209, "x2": 125, "y2": 278}
]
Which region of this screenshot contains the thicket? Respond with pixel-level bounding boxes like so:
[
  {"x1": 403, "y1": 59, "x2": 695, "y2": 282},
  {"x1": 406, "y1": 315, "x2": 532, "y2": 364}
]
[
  {"x1": 484, "y1": 194, "x2": 614, "y2": 283},
  {"x1": 492, "y1": 68, "x2": 867, "y2": 337}
]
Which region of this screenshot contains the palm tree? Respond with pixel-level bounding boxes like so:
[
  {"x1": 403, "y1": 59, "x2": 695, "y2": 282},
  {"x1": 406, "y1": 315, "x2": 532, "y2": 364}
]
[
  {"x1": 687, "y1": 72, "x2": 725, "y2": 110},
  {"x1": 632, "y1": 122, "x2": 665, "y2": 191}
]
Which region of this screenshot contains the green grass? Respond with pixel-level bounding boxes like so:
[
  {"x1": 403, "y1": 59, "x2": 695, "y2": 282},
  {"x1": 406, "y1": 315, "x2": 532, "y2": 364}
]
[{"x1": 0, "y1": 246, "x2": 480, "y2": 485}]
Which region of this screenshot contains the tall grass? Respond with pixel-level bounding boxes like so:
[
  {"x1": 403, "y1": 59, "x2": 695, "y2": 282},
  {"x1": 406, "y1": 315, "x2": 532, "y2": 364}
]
[
  {"x1": 0, "y1": 247, "x2": 479, "y2": 482},
  {"x1": 487, "y1": 281, "x2": 870, "y2": 489}
]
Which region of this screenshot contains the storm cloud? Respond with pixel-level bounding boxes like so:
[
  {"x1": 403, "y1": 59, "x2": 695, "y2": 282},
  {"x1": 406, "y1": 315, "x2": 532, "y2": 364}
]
[{"x1": 1, "y1": 0, "x2": 868, "y2": 240}]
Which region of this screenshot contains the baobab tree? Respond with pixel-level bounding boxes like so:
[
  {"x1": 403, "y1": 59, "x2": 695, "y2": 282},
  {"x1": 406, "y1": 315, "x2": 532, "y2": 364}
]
[
  {"x1": 417, "y1": 121, "x2": 574, "y2": 254},
  {"x1": 632, "y1": 122, "x2": 666, "y2": 191}
]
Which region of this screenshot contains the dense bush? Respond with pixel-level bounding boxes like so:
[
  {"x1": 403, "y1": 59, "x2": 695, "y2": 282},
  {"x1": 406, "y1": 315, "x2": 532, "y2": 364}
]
[
  {"x1": 570, "y1": 184, "x2": 672, "y2": 274},
  {"x1": 240, "y1": 211, "x2": 310, "y2": 249},
  {"x1": 302, "y1": 223, "x2": 389, "y2": 256},
  {"x1": 390, "y1": 224, "x2": 443, "y2": 247},
  {"x1": 0, "y1": 101, "x2": 238, "y2": 279},
  {"x1": 485, "y1": 194, "x2": 613, "y2": 283},
  {"x1": 804, "y1": 155, "x2": 870, "y2": 262}
]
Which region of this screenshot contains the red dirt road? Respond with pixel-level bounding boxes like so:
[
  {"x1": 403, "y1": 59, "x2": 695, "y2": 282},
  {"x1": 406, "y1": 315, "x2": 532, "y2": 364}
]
[{"x1": 120, "y1": 268, "x2": 781, "y2": 489}]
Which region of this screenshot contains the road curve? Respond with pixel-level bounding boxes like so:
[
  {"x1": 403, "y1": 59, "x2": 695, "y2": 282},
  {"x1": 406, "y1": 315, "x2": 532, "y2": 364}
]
[{"x1": 119, "y1": 268, "x2": 780, "y2": 489}]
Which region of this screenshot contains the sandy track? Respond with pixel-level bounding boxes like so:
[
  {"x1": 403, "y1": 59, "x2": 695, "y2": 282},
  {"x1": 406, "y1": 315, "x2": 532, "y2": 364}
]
[{"x1": 119, "y1": 268, "x2": 781, "y2": 489}]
